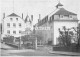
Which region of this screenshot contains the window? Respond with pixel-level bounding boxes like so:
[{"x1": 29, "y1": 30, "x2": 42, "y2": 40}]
[
  {"x1": 60, "y1": 15, "x2": 63, "y2": 18},
  {"x1": 7, "y1": 30, "x2": 10, "y2": 34},
  {"x1": 19, "y1": 31, "x2": 21, "y2": 34},
  {"x1": 13, "y1": 23, "x2": 16, "y2": 27},
  {"x1": 10, "y1": 18, "x2": 13, "y2": 21},
  {"x1": 19, "y1": 23, "x2": 21, "y2": 27},
  {"x1": 16, "y1": 18, "x2": 18, "y2": 20},
  {"x1": 69, "y1": 15, "x2": 72, "y2": 18},
  {"x1": 13, "y1": 31, "x2": 16, "y2": 34},
  {"x1": 7, "y1": 23, "x2": 10, "y2": 27}
]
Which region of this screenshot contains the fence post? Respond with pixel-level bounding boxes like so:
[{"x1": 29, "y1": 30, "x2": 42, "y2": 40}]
[
  {"x1": 35, "y1": 37, "x2": 37, "y2": 49},
  {"x1": 19, "y1": 36, "x2": 21, "y2": 49}
]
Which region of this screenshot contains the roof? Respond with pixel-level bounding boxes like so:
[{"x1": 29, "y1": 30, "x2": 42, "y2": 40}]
[
  {"x1": 54, "y1": 8, "x2": 77, "y2": 15},
  {"x1": 8, "y1": 13, "x2": 19, "y2": 17},
  {"x1": 38, "y1": 15, "x2": 48, "y2": 26},
  {"x1": 56, "y1": 2, "x2": 63, "y2": 8},
  {"x1": 54, "y1": 20, "x2": 79, "y2": 22}
]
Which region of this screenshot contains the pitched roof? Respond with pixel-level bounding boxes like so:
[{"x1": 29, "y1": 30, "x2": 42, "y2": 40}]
[
  {"x1": 8, "y1": 13, "x2": 19, "y2": 17},
  {"x1": 54, "y1": 8, "x2": 77, "y2": 15}
]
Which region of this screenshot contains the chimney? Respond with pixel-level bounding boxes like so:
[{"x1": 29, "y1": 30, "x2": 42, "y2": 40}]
[
  {"x1": 22, "y1": 13, "x2": 23, "y2": 19},
  {"x1": 38, "y1": 19, "x2": 40, "y2": 23},
  {"x1": 39, "y1": 14, "x2": 41, "y2": 20},
  {"x1": 3, "y1": 13, "x2": 5, "y2": 19},
  {"x1": 38, "y1": 14, "x2": 41, "y2": 23},
  {"x1": 31, "y1": 15, "x2": 33, "y2": 21}
]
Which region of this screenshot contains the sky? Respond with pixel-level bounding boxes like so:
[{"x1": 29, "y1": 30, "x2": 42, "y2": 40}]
[{"x1": 0, "y1": 0, "x2": 80, "y2": 24}]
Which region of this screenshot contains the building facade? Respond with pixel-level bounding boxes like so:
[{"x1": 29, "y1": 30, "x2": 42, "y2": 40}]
[
  {"x1": 2, "y1": 13, "x2": 32, "y2": 38},
  {"x1": 36, "y1": 2, "x2": 78, "y2": 45}
]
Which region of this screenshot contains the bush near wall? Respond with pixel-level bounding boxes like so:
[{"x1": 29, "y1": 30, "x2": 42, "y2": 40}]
[{"x1": 3, "y1": 36, "x2": 14, "y2": 44}]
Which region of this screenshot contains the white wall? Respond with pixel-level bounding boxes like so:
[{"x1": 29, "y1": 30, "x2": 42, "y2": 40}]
[{"x1": 3, "y1": 16, "x2": 25, "y2": 37}]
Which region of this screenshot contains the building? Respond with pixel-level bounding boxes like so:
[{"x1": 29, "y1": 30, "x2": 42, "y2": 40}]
[
  {"x1": 36, "y1": 2, "x2": 78, "y2": 45},
  {"x1": 2, "y1": 13, "x2": 33, "y2": 38}
]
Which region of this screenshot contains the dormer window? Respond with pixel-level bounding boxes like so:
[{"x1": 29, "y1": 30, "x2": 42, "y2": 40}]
[
  {"x1": 13, "y1": 31, "x2": 16, "y2": 34},
  {"x1": 69, "y1": 15, "x2": 72, "y2": 18},
  {"x1": 7, "y1": 30, "x2": 10, "y2": 34},
  {"x1": 16, "y1": 18, "x2": 18, "y2": 20},
  {"x1": 60, "y1": 15, "x2": 63, "y2": 18},
  {"x1": 13, "y1": 23, "x2": 16, "y2": 27},
  {"x1": 19, "y1": 30, "x2": 21, "y2": 34},
  {"x1": 10, "y1": 18, "x2": 13, "y2": 21},
  {"x1": 7, "y1": 23, "x2": 10, "y2": 27},
  {"x1": 19, "y1": 23, "x2": 21, "y2": 27}
]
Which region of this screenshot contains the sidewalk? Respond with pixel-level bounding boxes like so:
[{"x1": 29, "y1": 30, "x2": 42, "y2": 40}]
[{"x1": 49, "y1": 51, "x2": 80, "y2": 56}]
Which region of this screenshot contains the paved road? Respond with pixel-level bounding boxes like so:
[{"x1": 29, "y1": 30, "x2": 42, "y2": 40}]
[{"x1": 0, "y1": 43, "x2": 74, "y2": 56}]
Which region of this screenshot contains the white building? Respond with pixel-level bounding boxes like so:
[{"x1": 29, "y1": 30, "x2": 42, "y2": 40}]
[
  {"x1": 36, "y1": 2, "x2": 78, "y2": 45},
  {"x1": 2, "y1": 13, "x2": 33, "y2": 38}
]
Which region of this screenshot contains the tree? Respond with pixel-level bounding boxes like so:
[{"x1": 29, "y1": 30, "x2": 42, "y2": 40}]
[
  {"x1": 58, "y1": 26, "x2": 74, "y2": 46},
  {"x1": 35, "y1": 31, "x2": 44, "y2": 45}
]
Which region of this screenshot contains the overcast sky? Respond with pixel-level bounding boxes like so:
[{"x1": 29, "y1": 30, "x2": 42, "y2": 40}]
[{"x1": 0, "y1": 0, "x2": 80, "y2": 24}]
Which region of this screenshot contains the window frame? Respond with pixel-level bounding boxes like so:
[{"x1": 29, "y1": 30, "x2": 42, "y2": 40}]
[
  {"x1": 13, "y1": 23, "x2": 16, "y2": 27},
  {"x1": 16, "y1": 18, "x2": 18, "y2": 21},
  {"x1": 7, "y1": 23, "x2": 10, "y2": 27},
  {"x1": 19, "y1": 30, "x2": 21, "y2": 34},
  {"x1": 69, "y1": 15, "x2": 72, "y2": 18},
  {"x1": 10, "y1": 18, "x2": 13, "y2": 21},
  {"x1": 7, "y1": 30, "x2": 10, "y2": 34},
  {"x1": 13, "y1": 31, "x2": 16, "y2": 34},
  {"x1": 19, "y1": 23, "x2": 21, "y2": 27},
  {"x1": 60, "y1": 15, "x2": 64, "y2": 18}
]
